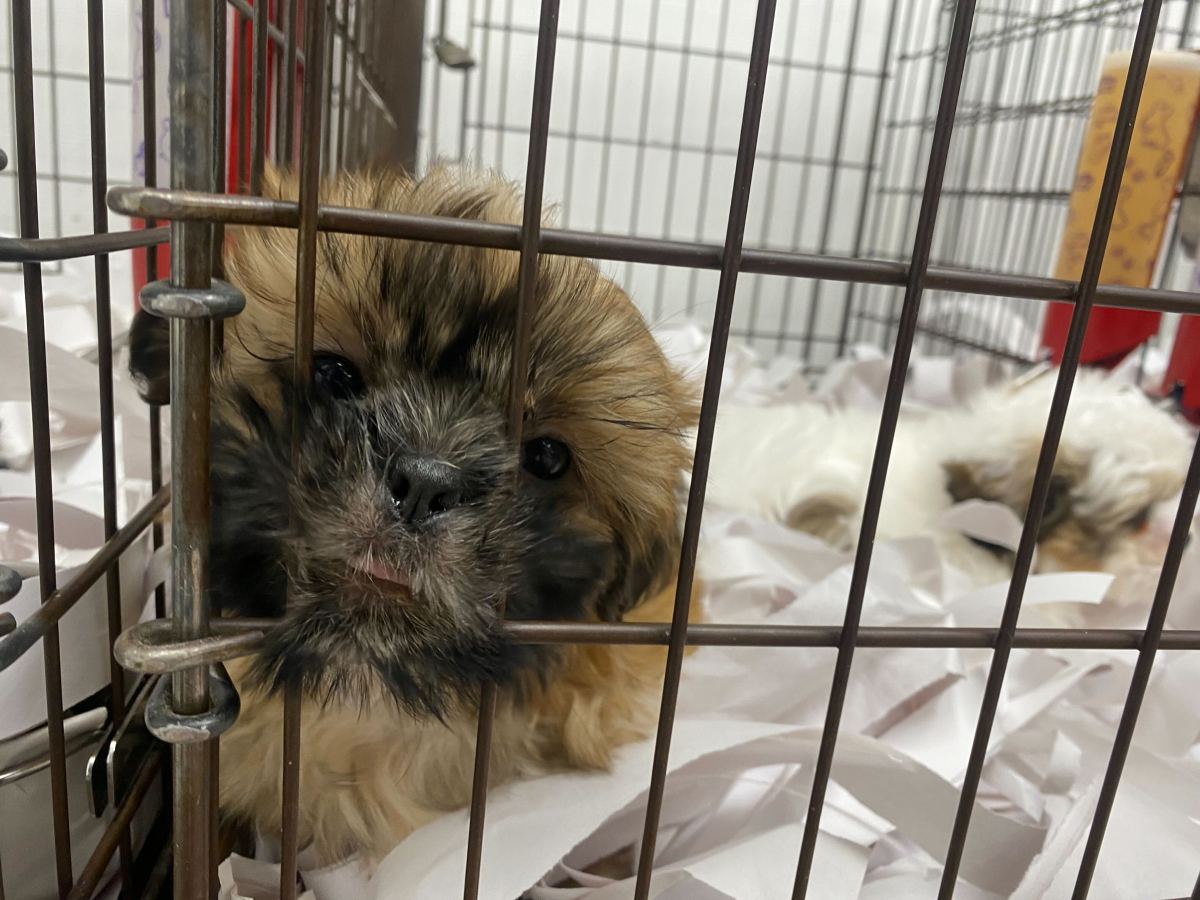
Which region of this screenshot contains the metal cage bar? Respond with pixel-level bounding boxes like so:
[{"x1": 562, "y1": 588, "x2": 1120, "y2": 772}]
[
  {"x1": 633, "y1": 1, "x2": 777, "y2": 896},
  {"x1": 939, "y1": 0, "x2": 1165, "y2": 893},
  {"x1": 165, "y1": 3, "x2": 221, "y2": 899},
  {"x1": 2, "y1": 1, "x2": 1200, "y2": 897},
  {"x1": 279, "y1": 2, "x2": 331, "y2": 896},
  {"x1": 462, "y1": 2, "x2": 560, "y2": 895},
  {"x1": 9, "y1": 0, "x2": 73, "y2": 892},
  {"x1": 1071, "y1": 427, "x2": 1200, "y2": 895},
  {"x1": 104, "y1": 184, "x2": 1200, "y2": 314},
  {"x1": 794, "y1": 0, "x2": 978, "y2": 892}
]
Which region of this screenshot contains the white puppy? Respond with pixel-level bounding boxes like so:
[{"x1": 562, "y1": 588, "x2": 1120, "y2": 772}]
[{"x1": 706, "y1": 369, "x2": 1193, "y2": 585}]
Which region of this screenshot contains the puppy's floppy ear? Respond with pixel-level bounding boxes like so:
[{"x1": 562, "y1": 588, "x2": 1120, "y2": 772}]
[
  {"x1": 944, "y1": 460, "x2": 998, "y2": 505},
  {"x1": 944, "y1": 458, "x2": 1077, "y2": 537},
  {"x1": 129, "y1": 307, "x2": 171, "y2": 405},
  {"x1": 784, "y1": 493, "x2": 858, "y2": 551},
  {"x1": 598, "y1": 532, "x2": 675, "y2": 622}
]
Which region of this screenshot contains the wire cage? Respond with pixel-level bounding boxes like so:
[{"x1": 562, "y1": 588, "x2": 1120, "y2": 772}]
[
  {"x1": 423, "y1": 0, "x2": 901, "y2": 367},
  {"x1": 424, "y1": 0, "x2": 1200, "y2": 370},
  {"x1": 2, "y1": 0, "x2": 1200, "y2": 898},
  {"x1": 855, "y1": 0, "x2": 1200, "y2": 364}
]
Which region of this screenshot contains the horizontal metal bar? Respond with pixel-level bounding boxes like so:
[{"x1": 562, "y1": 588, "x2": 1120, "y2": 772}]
[
  {"x1": 0, "y1": 486, "x2": 170, "y2": 672},
  {"x1": 472, "y1": 19, "x2": 888, "y2": 80},
  {"x1": 115, "y1": 618, "x2": 267, "y2": 673},
  {"x1": 886, "y1": 93, "x2": 1093, "y2": 130},
  {"x1": 0, "y1": 64, "x2": 132, "y2": 87},
  {"x1": 467, "y1": 120, "x2": 876, "y2": 171},
  {"x1": 107, "y1": 619, "x2": 1200, "y2": 675},
  {"x1": 0, "y1": 227, "x2": 169, "y2": 263},
  {"x1": 897, "y1": 0, "x2": 1152, "y2": 63},
  {"x1": 854, "y1": 312, "x2": 1046, "y2": 366},
  {"x1": 107, "y1": 187, "x2": 1200, "y2": 314},
  {"x1": 0, "y1": 727, "x2": 105, "y2": 787},
  {"x1": 876, "y1": 186, "x2": 1073, "y2": 202},
  {"x1": 225, "y1": 0, "x2": 307, "y2": 68}
]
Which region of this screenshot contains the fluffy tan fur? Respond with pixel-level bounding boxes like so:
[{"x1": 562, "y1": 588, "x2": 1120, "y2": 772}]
[
  {"x1": 211, "y1": 166, "x2": 700, "y2": 865},
  {"x1": 221, "y1": 584, "x2": 685, "y2": 864}
]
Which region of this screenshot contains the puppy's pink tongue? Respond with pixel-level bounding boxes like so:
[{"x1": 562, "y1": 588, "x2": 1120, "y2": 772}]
[{"x1": 365, "y1": 557, "x2": 411, "y2": 588}]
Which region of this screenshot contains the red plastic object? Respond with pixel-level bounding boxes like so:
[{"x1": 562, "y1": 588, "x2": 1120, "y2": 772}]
[
  {"x1": 1040, "y1": 304, "x2": 1162, "y2": 369},
  {"x1": 135, "y1": 0, "x2": 305, "y2": 309},
  {"x1": 1163, "y1": 287, "x2": 1200, "y2": 423}
]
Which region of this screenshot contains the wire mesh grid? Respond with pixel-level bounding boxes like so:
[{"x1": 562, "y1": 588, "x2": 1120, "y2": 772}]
[
  {"x1": 425, "y1": 0, "x2": 1200, "y2": 370},
  {"x1": 0, "y1": 0, "x2": 135, "y2": 280},
  {"x1": 1, "y1": 0, "x2": 1200, "y2": 899},
  {"x1": 854, "y1": 0, "x2": 1200, "y2": 364},
  {"x1": 423, "y1": 0, "x2": 900, "y2": 368}
]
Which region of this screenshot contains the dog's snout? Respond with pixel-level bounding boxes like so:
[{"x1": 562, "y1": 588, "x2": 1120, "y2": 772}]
[{"x1": 390, "y1": 456, "x2": 465, "y2": 524}]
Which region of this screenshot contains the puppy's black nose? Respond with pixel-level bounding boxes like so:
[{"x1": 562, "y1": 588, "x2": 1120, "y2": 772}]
[{"x1": 390, "y1": 456, "x2": 465, "y2": 524}]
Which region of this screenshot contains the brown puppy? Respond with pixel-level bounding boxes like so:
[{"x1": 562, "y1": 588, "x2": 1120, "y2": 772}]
[{"x1": 129, "y1": 167, "x2": 698, "y2": 863}]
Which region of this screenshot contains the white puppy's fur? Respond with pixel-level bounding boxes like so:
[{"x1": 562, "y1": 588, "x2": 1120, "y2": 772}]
[{"x1": 706, "y1": 370, "x2": 1193, "y2": 585}]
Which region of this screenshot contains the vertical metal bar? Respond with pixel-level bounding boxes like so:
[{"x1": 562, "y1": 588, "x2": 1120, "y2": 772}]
[
  {"x1": 344, "y1": 0, "x2": 368, "y2": 168},
  {"x1": 45, "y1": 0, "x2": 65, "y2": 248},
  {"x1": 621, "y1": 0, "x2": 662, "y2": 286},
  {"x1": 632, "y1": 2, "x2": 777, "y2": 898},
  {"x1": 944, "y1": 0, "x2": 1018, "y2": 358},
  {"x1": 975, "y1": 0, "x2": 1043, "y2": 348},
  {"x1": 474, "y1": 0, "x2": 493, "y2": 162},
  {"x1": 772, "y1": 0, "x2": 835, "y2": 353},
  {"x1": 853, "y1": 0, "x2": 924, "y2": 347},
  {"x1": 803, "y1": 0, "x2": 866, "y2": 363},
  {"x1": 279, "y1": 684, "x2": 303, "y2": 900},
  {"x1": 86, "y1": 0, "x2": 134, "y2": 884},
  {"x1": 322, "y1": 0, "x2": 337, "y2": 174},
  {"x1": 558, "y1": 7, "x2": 587, "y2": 229},
  {"x1": 836, "y1": 0, "x2": 903, "y2": 355},
  {"x1": 792, "y1": 1, "x2": 977, "y2": 896},
  {"x1": 142, "y1": 0, "x2": 167, "y2": 626},
  {"x1": 237, "y1": 9, "x2": 251, "y2": 190},
  {"x1": 651, "y1": 0, "x2": 698, "y2": 319},
  {"x1": 213, "y1": 0, "x2": 230, "y2": 283},
  {"x1": 273, "y1": 0, "x2": 286, "y2": 166},
  {"x1": 683, "y1": 0, "x2": 735, "y2": 314},
  {"x1": 1143, "y1": 0, "x2": 1200, "y2": 303},
  {"x1": 458, "y1": 0, "x2": 477, "y2": 162},
  {"x1": 283, "y1": 0, "x2": 299, "y2": 165},
  {"x1": 280, "y1": 3, "x2": 327, "y2": 896},
  {"x1": 882, "y1": 0, "x2": 948, "y2": 354},
  {"x1": 462, "y1": 4, "x2": 559, "y2": 896},
  {"x1": 210, "y1": 738, "x2": 220, "y2": 889},
  {"x1": 430, "y1": 0, "x2": 448, "y2": 158},
  {"x1": 168, "y1": 0, "x2": 218, "y2": 896},
  {"x1": 1072, "y1": 433, "x2": 1200, "y2": 897},
  {"x1": 743, "y1": 0, "x2": 801, "y2": 340},
  {"x1": 11, "y1": 0, "x2": 73, "y2": 893},
  {"x1": 494, "y1": 0, "x2": 515, "y2": 172},
  {"x1": 593, "y1": 0, "x2": 625, "y2": 230},
  {"x1": 852, "y1": 0, "x2": 920, "y2": 347},
  {"x1": 335, "y1": 0, "x2": 355, "y2": 169},
  {"x1": 938, "y1": 2, "x2": 1164, "y2": 895},
  {"x1": 250, "y1": 0, "x2": 271, "y2": 193}
]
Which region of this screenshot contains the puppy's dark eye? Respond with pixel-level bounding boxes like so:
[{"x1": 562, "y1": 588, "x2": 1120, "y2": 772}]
[
  {"x1": 1126, "y1": 507, "x2": 1151, "y2": 531},
  {"x1": 313, "y1": 354, "x2": 364, "y2": 400},
  {"x1": 522, "y1": 437, "x2": 571, "y2": 480}
]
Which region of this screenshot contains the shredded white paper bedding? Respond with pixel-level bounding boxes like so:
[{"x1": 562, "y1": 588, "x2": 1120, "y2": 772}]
[
  {"x1": 219, "y1": 324, "x2": 1200, "y2": 900},
  {"x1": 0, "y1": 298, "x2": 1195, "y2": 899}
]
